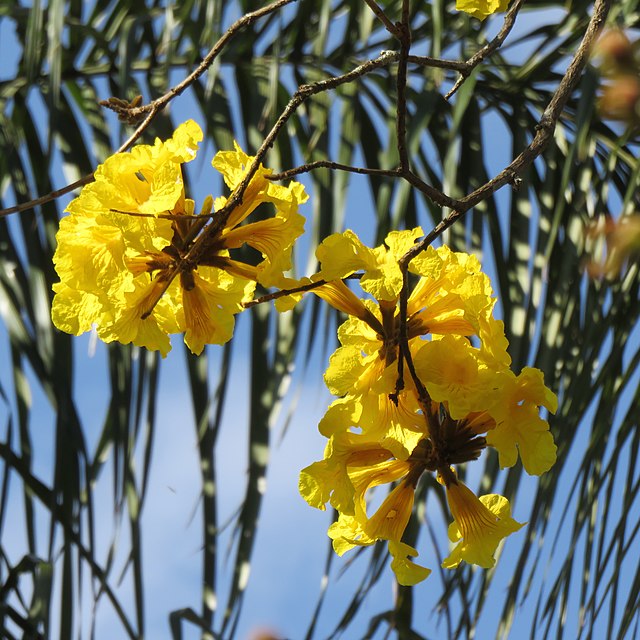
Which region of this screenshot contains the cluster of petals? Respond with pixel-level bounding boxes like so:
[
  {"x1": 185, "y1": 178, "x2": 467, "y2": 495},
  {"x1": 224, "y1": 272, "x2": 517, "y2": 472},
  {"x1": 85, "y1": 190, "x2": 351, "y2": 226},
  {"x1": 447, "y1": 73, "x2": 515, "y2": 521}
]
[
  {"x1": 52, "y1": 120, "x2": 307, "y2": 355},
  {"x1": 297, "y1": 228, "x2": 557, "y2": 585}
]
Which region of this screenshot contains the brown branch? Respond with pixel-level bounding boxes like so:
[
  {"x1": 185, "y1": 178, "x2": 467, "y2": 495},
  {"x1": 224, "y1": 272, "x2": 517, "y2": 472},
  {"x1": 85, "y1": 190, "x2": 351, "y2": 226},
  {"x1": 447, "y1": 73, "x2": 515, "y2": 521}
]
[
  {"x1": 183, "y1": 50, "x2": 400, "y2": 271},
  {"x1": 400, "y1": 0, "x2": 613, "y2": 269},
  {"x1": 406, "y1": 54, "x2": 468, "y2": 72},
  {"x1": 445, "y1": 0, "x2": 526, "y2": 101},
  {"x1": 268, "y1": 161, "x2": 401, "y2": 181},
  {"x1": 133, "y1": 48, "x2": 401, "y2": 315},
  {"x1": 392, "y1": 0, "x2": 612, "y2": 404},
  {"x1": 244, "y1": 272, "x2": 365, "y2": 308},
  {"x1": 401, "y1": 169, "x2": 460, "y2": 211},
  {"x1": 0, "y1": 0, "x2": 295, "y2": 218},
  {"x1": 103, "y1": 0, "x2": 298, "y2": 120},
  {"x1": 243, "y1": 278, "x2": 330, "y2": 308},
  {"x1": 395, "y1": 0, "x2": 412, "y2": 172},
  {"x1": 0, "y1": 176, "x2": 92, "y2": 218}
]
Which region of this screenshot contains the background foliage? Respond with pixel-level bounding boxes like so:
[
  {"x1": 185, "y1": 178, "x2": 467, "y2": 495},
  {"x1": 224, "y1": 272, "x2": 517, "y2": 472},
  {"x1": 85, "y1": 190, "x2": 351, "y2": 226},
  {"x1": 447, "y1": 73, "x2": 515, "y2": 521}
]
[{"x1": 0, "y1": 0, "x2": 639, "y2": 638}]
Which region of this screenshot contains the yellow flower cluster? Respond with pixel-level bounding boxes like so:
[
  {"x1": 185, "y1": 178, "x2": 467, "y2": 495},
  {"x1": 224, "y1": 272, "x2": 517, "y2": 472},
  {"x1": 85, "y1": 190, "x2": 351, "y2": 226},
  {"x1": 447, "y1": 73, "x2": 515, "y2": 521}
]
[
  {"x1": 296, "y1": 228, "x2": 557, "y2": 585},
  {"x1": 52, "y1": 121, "x2": 307, "y2": 355},
  {"x1": 50, "y1": 121, "x2": 556, "y2": 587}
]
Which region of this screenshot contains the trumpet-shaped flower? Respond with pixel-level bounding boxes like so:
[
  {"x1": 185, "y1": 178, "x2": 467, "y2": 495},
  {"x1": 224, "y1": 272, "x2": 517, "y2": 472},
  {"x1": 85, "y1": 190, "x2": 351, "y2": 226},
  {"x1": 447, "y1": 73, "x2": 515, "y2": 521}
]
[
  {"x1": 442, "y1": 480, "x2": 524, "y2": 569},
  {"x1": 315, "y1": 227, "x2": 424, "y2": 301}
]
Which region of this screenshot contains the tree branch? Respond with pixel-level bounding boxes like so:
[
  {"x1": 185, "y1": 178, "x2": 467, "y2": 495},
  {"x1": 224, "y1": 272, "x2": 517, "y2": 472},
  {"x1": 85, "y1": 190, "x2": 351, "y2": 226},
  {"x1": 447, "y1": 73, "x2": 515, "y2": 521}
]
[
  {"x1": 400, "y1": 0, "x2": 613, "y2": 268},
  {"x1": 445, "y1": 0, "x2": 526, "y2": 100},
  {"x1": 0, "y1": 0, "x2": 297, "y2": 218}
]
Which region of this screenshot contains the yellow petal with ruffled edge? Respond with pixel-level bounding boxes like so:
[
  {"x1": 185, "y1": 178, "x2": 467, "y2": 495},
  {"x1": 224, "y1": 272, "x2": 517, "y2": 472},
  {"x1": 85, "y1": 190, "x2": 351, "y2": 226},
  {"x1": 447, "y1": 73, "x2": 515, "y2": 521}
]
[
  {"x1": 388, "y1": 541, "x2": 431, "y2": 586},
  {"x1": 318, "y1": 396, "x2": 362, "y2": 438},
  {"x1": 358, "y1": 392, "x2": 424, "y2": 459},
  {"x1": 486, "y1": 367, "x2": 557, "y2": 475},
  {"x1": 328, "y1": 513, "x2": 374, "y2": 555},
  {"x1": 326, "y1": 346, "x2": 392, "y2": 397},
  {"x1": 52, "y1": 121, "x2": 204, "y2": 352},
  {"x1": 300, "y1": 432, "x2": 396, "y2": 515},
  {"x1": 221, "y1": 213, "x2": 305, "y2": 288},
  {"x1": 51, "y1": 282, "x2": 109, "y2": 337},
  {"x1": 414, "y1": 335, "x2": 499, "y2": 420},
  {"x1": 299, "y1": 460, "x2": 337, "y2": 511},
  {"x1": 99, "y1": 277, "x2": 181, "y2": 357},
  {"x1": 360, "y1": 228, "x2": 424, "y2": 301},
  {"x1": 211, "y1": 143, "x2": 276, "y2": 228},
  {"x1": 316, "y1": 230, "x2": 376, "y2": 280},
  {"x1": 443, "y1": 482, "x2": 524, "y2": 569},
  {"x1": 53, "y1": 213, "x2": 129, "y2": 295}
]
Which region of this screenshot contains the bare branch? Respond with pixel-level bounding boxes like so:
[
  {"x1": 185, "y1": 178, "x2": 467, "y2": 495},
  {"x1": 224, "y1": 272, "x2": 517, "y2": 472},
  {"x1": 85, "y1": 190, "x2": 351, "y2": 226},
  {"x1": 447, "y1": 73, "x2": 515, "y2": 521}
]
[
  {"x1": 184, "y1": 50, "x2": 400, "y2": 267},
  {"x1": 395, "y1": 0, "x2": 412, "y2": 172},
  {"x1": 0, "y1": 0, "x2": 296, "y2": 218},
  {"x1": 243, "y1": 279, "x2": 330, "y2": 308},
  {"x1": 406, "y1": 54, "x2": 468, "y2": 72},
  {"x1": 445, "y1": 0, "x2": 526, "y2": 101},
  {"x1": 400, "y1": 0, "x2": 613, "y2": 268},
  {"x1": 103, "y1": 0, "x2": 298, "y2": 120},
  {"x1": 268, "y1": 161, "x2": 401, "y2": 181}
]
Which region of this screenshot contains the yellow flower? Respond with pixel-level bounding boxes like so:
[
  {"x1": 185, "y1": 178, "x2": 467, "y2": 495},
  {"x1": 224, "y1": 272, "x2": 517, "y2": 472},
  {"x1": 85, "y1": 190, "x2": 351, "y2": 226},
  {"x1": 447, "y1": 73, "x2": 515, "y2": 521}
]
[
  {"x1": 328, "y1": 520, "x2": 432, "y2": 586},
  {"x1": 297, "y1": 231, "x2": 555, "y2": 585},
  {"x1": 485, "y1": 367, "x2": 558, "y2": 475},
  {"x1": 97, "y1": 277, "x2": 181, "y2": 355},
  {"x1": 328, "y1": 512, "x2": 373, "y2": 555},
  {"x1": 299, "y1": 432, "x2": 398, "y2": 515},
  {"x1": 52, "y1": 122, "x2": 306, "y2": 355},
  {"x1": 442, "y1": 480, "x2": 524, "y2": 569},
  {"x1": 456, "y1": 0, "x2": 511, "y2": 20}
]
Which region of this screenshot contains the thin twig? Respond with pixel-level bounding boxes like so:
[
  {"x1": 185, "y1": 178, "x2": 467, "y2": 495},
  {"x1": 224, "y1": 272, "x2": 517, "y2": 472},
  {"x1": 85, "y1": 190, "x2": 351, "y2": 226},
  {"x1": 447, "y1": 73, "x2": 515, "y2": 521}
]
[
  {"x1": 445, "y1": 0, "x2": 526, "y2": 101},
  {"x1": 406, "y1": 54, "x2": 468, "y2": 72},
  {"x1": 401, "y1": 169, "x2": 460, "y2": 212},
  {"x1": 400, "y1": 0, "x2": 613, "y2": 269},
  {"x1": 111, "y1": 50, "x2": 402, "y2": 319},
  {"x1": 395, "y1": 0, "x2": 411, "y2": 172},
  {"x1": 268, "y1": 161, "x2": 401, "y2": 181},
  {"x1": 184, "y1": 50, "x2": 400, "y2": 270},
  {"x1": 0, "y1": 176, "x2": 92, "y2": 218},
  {"x1": 0, "y1": 0, "x2": 295, "y2": 218},
  {"x1": 243, "y1": 278, "x2": 329, "y2": 308},
  {"x1": 104, "y1": 0, "x2": 298, "y2": 120},
  {"x1": 393, "y1": 0, "x2": 612, "y2": 401}
]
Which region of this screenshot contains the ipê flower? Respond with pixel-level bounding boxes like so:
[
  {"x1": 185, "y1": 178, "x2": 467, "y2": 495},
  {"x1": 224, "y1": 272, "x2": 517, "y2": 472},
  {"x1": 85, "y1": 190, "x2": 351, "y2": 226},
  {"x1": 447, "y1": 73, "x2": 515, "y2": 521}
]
[
  {"x1": 441, "y1": 476, "x2": 524, "y2": 569},
  {"x1": 52, "y1": 120, "x2": 307, "y2": 355}
]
